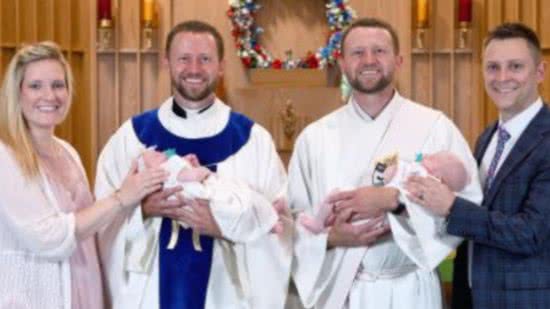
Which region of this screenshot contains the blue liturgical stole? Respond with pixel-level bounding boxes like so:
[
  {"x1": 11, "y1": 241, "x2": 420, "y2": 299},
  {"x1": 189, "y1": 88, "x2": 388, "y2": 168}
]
[{"x1": 132, "y1": 109, "x2": 253, "y2": 309}]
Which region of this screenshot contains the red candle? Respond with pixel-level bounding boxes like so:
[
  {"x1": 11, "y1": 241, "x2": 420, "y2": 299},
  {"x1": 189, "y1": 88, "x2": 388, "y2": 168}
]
[
  {"x1": 458, "y1": 0, "x2": 472, "y2": 23},
  {"x1": 98, "y1": 0, "x2": 112, "y2": 20}
]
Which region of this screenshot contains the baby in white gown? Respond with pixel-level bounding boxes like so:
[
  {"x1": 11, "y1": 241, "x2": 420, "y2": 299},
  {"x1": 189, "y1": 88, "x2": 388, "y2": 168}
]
[{"x1": 298, "y1": 151, "x2": 468, "y2": 234}]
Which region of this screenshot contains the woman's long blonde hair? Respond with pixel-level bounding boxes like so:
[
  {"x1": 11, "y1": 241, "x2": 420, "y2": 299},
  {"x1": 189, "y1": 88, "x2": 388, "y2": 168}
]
[{"x1": 0, "y1": 41, "x2": 74, "y2": 178}]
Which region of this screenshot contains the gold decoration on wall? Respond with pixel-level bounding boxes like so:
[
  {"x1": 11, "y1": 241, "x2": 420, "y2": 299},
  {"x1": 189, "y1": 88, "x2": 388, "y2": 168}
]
[
  {"x1": 280, "y1": 100, "x2": 298, "y2": 140},
  {"x1": 271, "y1": 96, "x2": 308, "y2": 152}
]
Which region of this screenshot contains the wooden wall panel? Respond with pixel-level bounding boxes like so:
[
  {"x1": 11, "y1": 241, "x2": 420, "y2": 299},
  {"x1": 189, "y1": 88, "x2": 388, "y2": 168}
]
[
  {"x1": 432, "y1": 55, "x2": 452, "y2": 116},
  {"x1": 119, "y1": 54, "x2": 140, "y2": 122},
  {"x1": 432, "y1": 0, "x2": 454, "y2": 50},
  {"x1": 97, "y1": 54, "x2": 117, "y2": 150},
  {"x1": 0, "y1": 48, "x2": 15, "y2": 70},
  {"x1": 71, "y1": 0, "x2": 85, "y2": 49},
  {"x1": 54, "y1": 0, "x2": 71, "y2": 48},
  {"x1": 411, "y1": 54, "x2": 432, "y2": 107},
  {"x1": 540, "y1": 4, "x2": 550, "y2": 45},
  {"x1": 37, "y1": 0, "x2": 55, "y2": 41},
  {"x1": 69, "y1": 53, "x2": 93, "y2": 174},
  {"x1": 19, "y1": 0, "x2": 37, "y2": 43},
  {"x1": 117, "y1": 0, "x2": 140, "y2": 49},
  {"x1": 94, "y1": 0, "x2": 164, "y2": 154},
  {"x1": 0, "y1": 0, "x2": 93, "y2": 178},
  {"x1": 455, "y1": 54, "x2": 475, "y2": 143},
  {"x1": 141, "y1": 54, "x2": 162, "y2": 111},
  {"x1": 521, "y1": 0, "x2": 539, "y2": 30},
  {"x1": 486, "y1": 0, "x2": 503, "y2": 30},
  {"x1": 503, "y1": 0, "x2": 520, "y2": 21},
  {"x1": 0, "y1": 0, "x2": 16, "y2": 44}
]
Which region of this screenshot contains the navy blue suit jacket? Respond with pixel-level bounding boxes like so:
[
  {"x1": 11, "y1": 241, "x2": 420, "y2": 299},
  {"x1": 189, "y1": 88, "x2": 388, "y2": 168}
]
[{"x1": 448, "y1": 104, "x2": 550, "y2": 309}]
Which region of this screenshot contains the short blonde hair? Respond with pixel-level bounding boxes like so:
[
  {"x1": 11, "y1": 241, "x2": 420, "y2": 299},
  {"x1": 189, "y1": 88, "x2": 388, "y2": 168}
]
[{"x1": 0, "y1": 41, "x2": 74, "y2": 178}]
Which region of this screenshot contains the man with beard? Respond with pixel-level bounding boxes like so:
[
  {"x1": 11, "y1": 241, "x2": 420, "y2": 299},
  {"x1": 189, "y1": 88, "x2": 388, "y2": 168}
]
[
  {"x1": 288, "y1": 17, "x2": 482, "y2": 309},
  {"x1": 94, "y1": 21, "x2": 292, "y2": 309}
]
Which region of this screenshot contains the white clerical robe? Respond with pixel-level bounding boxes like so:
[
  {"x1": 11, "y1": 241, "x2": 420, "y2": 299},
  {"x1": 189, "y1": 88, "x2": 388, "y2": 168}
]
[
  {"x1": 289, "y1": 92, "x2": 482, "y2": 309},
  {"x1": 95, "y1": 98, "x2": 292, "y2": 309}
]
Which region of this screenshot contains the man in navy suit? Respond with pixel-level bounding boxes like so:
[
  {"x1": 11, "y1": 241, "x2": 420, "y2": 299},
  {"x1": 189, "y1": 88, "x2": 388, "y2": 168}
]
[{"x1": 406, "y1": 22, "x2": 550, "y2": 308}]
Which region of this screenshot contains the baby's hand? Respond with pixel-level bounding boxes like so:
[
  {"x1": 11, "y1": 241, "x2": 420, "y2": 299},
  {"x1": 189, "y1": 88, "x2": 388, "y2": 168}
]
[
  {"x1": 183, "y1": 154, "x2": 201, "y2": 167},
  {"x1": 177, "y1": 167, "x2": 211, "y2": 182},
  {"x1": 298, "y1": 213, "x2": 325, "y2": 234},
  {"x1": 142, "y1": 148, "x2": 168, "y2": 169},
  {"x1": 270, "y1": 198, "x2": 290, "y2": 234}
]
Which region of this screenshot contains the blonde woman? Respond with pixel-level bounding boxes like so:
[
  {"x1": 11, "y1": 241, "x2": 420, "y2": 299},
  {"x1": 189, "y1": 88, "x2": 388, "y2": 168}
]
[{"x1": 0, "y1": 42, "x2": 167, "y2": 308}]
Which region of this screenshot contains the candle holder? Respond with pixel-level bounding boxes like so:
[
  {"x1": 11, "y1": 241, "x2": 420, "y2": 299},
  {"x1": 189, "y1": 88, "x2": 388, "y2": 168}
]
[
  {"x1": 414, "y1": 0, "x2": 430, "y2": 50},
  {"x1": 457, "y1": 21, "x2": 470, "y2": 49},
  {"x1": 415, "y1": 27, "x2": 429, "y2": 50},
  {"x1": 97, "y1": 18, "x2": 114, "y2": 50},
  {"x1": 142, "y1": 21, "x2": 156, "y2": 50}
]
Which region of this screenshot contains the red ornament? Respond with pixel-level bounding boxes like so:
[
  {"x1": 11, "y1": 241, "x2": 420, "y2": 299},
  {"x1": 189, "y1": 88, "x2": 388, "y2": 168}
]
[
  {"x1": 242, "y1": 57, "x2": 252, "y2": 67},
  {"x1": 272, "y1": 59, "x2": 282, "y2": 69},
  {"x1": 305, "y1": 52, "x2": 319, "y2": 68}
]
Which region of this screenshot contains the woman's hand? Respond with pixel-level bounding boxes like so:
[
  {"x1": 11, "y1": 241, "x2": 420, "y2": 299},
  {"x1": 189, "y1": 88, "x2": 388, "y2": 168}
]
[{"x1": 117, "y1": 160, "x2": 168, "y2": 209}]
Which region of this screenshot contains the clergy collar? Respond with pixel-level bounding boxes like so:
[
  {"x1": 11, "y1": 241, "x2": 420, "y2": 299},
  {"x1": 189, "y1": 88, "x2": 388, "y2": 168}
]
[
  {"x1": 350, "y1": 90, "x2": 402, "y2": 123},
  {"x1": 172, "y1": 99, "x2": 214, "y2": 119},
  {"x1": 159, "y1": 97, "x2": 231, "y2": 139}
]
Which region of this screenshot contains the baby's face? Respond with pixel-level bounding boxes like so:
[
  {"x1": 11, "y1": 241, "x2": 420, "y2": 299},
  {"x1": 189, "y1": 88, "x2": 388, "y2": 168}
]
[
  {"x1": 421, "y1": 152, "x2": 468, "y2": 191},
  {"x1": 142, "y1": 150, "x2": 168, "y2": 168}
]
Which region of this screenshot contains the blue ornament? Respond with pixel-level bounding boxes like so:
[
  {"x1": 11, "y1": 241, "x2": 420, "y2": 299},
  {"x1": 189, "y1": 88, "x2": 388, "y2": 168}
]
[{"x1": 321, "y1": 47, "x2": 330, "y2": 58}]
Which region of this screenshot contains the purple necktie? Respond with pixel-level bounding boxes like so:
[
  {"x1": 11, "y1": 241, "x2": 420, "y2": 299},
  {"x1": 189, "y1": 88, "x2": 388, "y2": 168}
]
[{"x1": 484, "y1": 126, "x2": 511, "y2": 191}]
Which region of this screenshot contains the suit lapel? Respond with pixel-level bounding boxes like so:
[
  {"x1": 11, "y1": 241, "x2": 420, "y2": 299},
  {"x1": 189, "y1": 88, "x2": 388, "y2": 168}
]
[
  {"x1": 475, "y1": 123, "x2": 497, "y2": 165},
  {"x1": 484, "y1": 105, "x2": 550, "y2": 207}
]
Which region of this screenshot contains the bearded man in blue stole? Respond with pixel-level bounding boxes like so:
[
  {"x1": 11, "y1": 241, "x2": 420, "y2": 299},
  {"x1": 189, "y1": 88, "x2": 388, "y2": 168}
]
[{"x1": 95, "y1": 20, "x2": 291, "y2": 309}]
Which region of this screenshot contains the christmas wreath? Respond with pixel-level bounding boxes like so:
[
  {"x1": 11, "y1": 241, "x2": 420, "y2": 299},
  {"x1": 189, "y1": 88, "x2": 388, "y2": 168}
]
[{"x1": 227, "y1": 0, "x2": 356, "y2": 69}]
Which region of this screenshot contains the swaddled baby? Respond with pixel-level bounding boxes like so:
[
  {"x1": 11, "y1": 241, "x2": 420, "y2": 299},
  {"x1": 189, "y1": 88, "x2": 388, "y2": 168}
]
[
  {"x1": 141, "y1": 148, "x2": 284, "y2": 250},
  {"x1": 298, "y1": 151, "x2": 468, "y2": 234}
]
